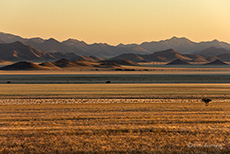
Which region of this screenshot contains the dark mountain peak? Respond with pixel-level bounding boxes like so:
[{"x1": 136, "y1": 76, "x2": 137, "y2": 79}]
[
  {"x1": 211, "y1": 39, "x2": 219, "y2": 43},
  {"x1": 170, "y1": 36, "x2": 189, "y2": 40},
  {"x1": 47, "y1": 38, "x2": 58, "y2": 41},
  {"x1": 169, "y1": 36, "x2": 181, "y2": 40},
  {"x1": 167, "y1": 36, "x2": 193, "y2": 43},
  {"x1": 29, "y1": 37, "x2": 44, "y2": 43},
  {"x1": 62, "y1": 38, "x2": 87, "y2": 46},
  {"x1": 52, "y1": 58, "x2": 78, "y2": 68},
  {"x1": 15, "y1": 61, "x2": 32, "y2": 65},
  {"x1": 65, "y1": 38, "x2": 81, "y2": 42},
  {"x1": 140, "y1": 48, "x2": 192, "y2": 62},
  {"x1": 0, "y1": 32, "x2": 26, "y2": 43},
  {"x1": 45, "y1": 38, "x2": 60, "y2": 44},
  {"x1": 171, "y1": 36, "x2": 178, "y2": 39},
  {"x1": 167, "y1": 59, "x2": 190, "y2": 65},
  {"x1": 91, "y1": 42, "x2": 111, "y2": 47},
  {"x1": 205, "y1": 59, "x2": 227, "y2": 65},
  {"x1": 0, "y1": 61, "x2": 47, "y2": 70},
  {"x1": 117, "y1": 43, "x2": 125, "y2": 47}
]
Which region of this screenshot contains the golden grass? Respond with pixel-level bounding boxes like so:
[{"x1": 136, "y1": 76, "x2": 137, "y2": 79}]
[
  {"x1": 0, "y1": 84, "x2": 229, "y2": 153},
  {"x1": 0, "y1": 100, "x2": 229, "y2": 153},
  {"x1": 1, "y1": 84, "x2": 230, "y2": 98}
]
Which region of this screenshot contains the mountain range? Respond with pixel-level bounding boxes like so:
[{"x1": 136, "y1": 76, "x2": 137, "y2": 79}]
[
  {"x1": 110, "y1": 48, "x2": 230, "y2": 63},
  {"x1": 1, "y1": 32, "x2": 230, "y2": 62}
]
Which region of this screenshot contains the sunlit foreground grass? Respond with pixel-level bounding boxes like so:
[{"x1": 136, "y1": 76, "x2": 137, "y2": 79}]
[
  {"x1": 1, "y1": 84, "x2": 230, "y2": 98},
  {"x1": 0, "y1": 84, "x2": 230, "y2": 153},
  {"x1": 0, "y1": 101, "x2": 229, "y2": 153}
]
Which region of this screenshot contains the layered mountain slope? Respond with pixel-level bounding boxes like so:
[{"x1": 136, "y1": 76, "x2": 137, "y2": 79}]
[
  {"x1": 0, "y1": 61, "x2": 48, "y2": 70},
  {"x1": 141, "y1": 49, "x2": 191, "y2": 62},
  {"x1": 167, "y1": 59, "x2": 190, "y2": 65},
  {"x1": 26, "y1": 38, "x2": 79, "y2": 53},
  {"x1": 0, "y1": 41, "x2": 55, "y2": 61},
  {"x1": 101, "y1": 59, "x2": 139, "y2": 66},
  {"x1": 140, "y1": 37, "x2": 195, "y2": 54},
  {"x1": 216, "y1": 54, "x2": 230, "y2": 62},
  {"x1": 184, "y1": 54, "x2": 208, "y2": 62},
  {"x1": 194, "y1": 46, "x2": 230, "y2": 56},
  {"x1": 49, "y1": 52, "x2": 94, "y2": 61},
  {"x1": 205, "y1": 59, "x2": 228, "y2": 65},
  {"x1": 110, "y1": 53, "x2": 146, "y2": 62},
  {"x1": 0, "y1": 32, "x2": 26, "y2": 43},
  {"x1": 52, "y1": 59, "x2": 78, "y2": 68},
  {"x1": 139, "y1": 37, "x2": 230, "y2": 54}
]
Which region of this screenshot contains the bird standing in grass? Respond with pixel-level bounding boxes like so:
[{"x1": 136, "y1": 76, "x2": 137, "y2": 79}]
[{"x1": 202, "y1": 98, "x2": 212, "y2": 106}]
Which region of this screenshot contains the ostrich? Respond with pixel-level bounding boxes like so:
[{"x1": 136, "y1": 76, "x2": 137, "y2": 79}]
[{"x1": 202, "y1": 98, "x2": 212, "y2": 106}]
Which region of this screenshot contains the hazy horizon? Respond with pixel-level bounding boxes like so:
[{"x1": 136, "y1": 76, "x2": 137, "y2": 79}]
[{"x1": 1, "y1": 0, "x2": 230, "y2": 45}]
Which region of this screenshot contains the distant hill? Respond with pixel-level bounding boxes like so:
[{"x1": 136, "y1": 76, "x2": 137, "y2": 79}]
[
  {"x1": 204, "y1": 59, "x2": 228, "y2": 65},
  {"x1": 110, "y1": 49, "x2": 216, "y2": 62},
  {"x1": 62, "y1": 38, "x2": 88, "y2": 47},
  {"x1": 0, "y1": 32, "x2": 26, "y2": 43},
  {"x1": 0, "y1": 61, "x2": 48, "y2": 70},
  {"x1": 205, "y1": 56, "x2": 218, "y2": 62},
  {"x1": 140, "y1": 37, "x2": 195, "y2": 54},
  {"x1": 39, "y1": 62, "x2": 61, "y2": 69},
  {"x1": 167, "y1": 59, "x2": 190, "y2": 65},
  {"x1": 50, "y1": 52, "x2": 93, "y2": 61},
  {"x1": 26, "y1": 38, "x2": 79, "y2": 54},
  {"x1": 194, "y1": 46, "x2": 230, "y2": 57},
  {"x1": 89, "y1": 56, "x2": 104, "y2": 61},
  {"x1": 101, "y1": 59, "x2": 139, "y2": 66},
  {"x1": 216, "y1": 54, "x2": 230, "y2": 62},
  {"x1": 141, "y1": 49, "x2": 191, "y2": 62},
  {"x1": 110, "y1": 53, "x2": 146, "y2": 62},
  {"x1": 52, "y1": 59, "x2": 78, "y2": 68},
  {"x1": 184, "y1": 54, "x2": 208, "y2": 62},
  {"x1": 0, "y1": 41, "x2": 55, "y2": 61},
  {"x1": 139, "y1": 37, "x2": 230, "y2": 54}
]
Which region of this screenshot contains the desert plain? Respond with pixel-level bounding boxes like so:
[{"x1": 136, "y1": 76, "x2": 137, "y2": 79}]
[{"x1": 0, "y1": 67, "x2": 230, "y2": 154}]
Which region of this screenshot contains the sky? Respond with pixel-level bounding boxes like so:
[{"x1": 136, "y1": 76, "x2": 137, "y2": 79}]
[{"x1": 1, "y1": 0, "x2": 230, "y2": 45}]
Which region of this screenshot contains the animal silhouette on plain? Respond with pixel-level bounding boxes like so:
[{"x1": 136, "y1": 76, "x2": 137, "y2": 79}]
[{"x1": 202, "y1": 98, "x2": 212, "y2": 106}]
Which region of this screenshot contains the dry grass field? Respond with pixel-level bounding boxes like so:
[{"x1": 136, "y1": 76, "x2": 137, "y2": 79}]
[
  {"x1": 1, "y1": 84, "x2": 230, "y2": 98},
  {"x1": 0, "y1": 84, "x2": 229, "y2": 153}
]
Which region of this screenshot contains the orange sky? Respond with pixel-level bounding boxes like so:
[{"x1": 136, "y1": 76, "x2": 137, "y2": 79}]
[{"x1": 1, "y1": 0, "x2": 230, "y2": 45}]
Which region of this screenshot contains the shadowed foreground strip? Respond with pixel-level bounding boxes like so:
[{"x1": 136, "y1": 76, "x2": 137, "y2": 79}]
[{"x1": 0, "y1": 100, "x2": 229, "y2": 153}]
